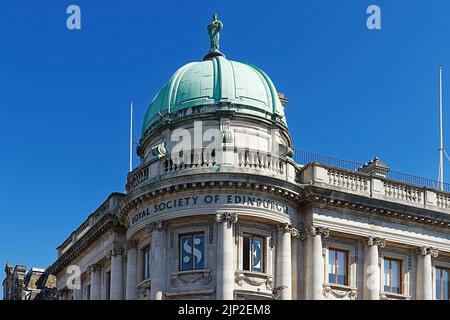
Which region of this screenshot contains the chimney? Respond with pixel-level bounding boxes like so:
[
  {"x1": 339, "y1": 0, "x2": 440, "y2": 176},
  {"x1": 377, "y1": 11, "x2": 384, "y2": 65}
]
[{"x1": 357, "y1": 157, "x2": 389, "y2": 177}]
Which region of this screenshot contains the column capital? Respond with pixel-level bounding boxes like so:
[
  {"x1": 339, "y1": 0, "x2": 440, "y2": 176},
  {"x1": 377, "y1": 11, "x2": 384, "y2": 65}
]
[
  {"x1": 110, "y1": 245, "x2": 124, "y2": 257},
  {"x1": 363, "y1": 237, "x2": 386, "y2": 248},
  {"x1": 89, "y1": 264, "x2": 101, "y2": 273},
  {"x1": 416, "y1": 246, "x2": 439, "y2": 257},
  {"x1": 145, "y1": 221, "x2": 168, "y2": 234},
  {"x1": 276, "y1": 223, "x2": 299, "y2": 238},
  {"x1": 127, "y1": 241, "x2": 138, "y2": 249},
  {"x1": 215, "y1": 212, "x2": 238, "y2": 224},
  {"x1": 301, "y1": 225, "x2": 329, "y2": 240}
]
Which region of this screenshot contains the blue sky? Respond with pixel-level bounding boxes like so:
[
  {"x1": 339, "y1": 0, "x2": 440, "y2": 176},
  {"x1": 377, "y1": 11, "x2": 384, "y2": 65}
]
[{"x1": 1, "y1": 0, "x2": 450, "y2": 296}]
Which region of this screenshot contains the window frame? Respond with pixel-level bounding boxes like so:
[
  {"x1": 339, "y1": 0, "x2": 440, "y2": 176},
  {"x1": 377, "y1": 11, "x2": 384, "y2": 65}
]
[
  {"x1": 383, "y1": 257, "x2": 403, "y2": 294},
  {"x1": 242, "y1": 233, "x2": 265, "y2": 273},
  {"x1": 237, "y1": 225, "x2": 272, "y2": 276},
  {"x1": 178, "y1": 232, "x2": 206, "y2": 271},
  {"x1": 435, "y1": 266, "x2": 450, "y2": 300},
  {"x1": 328, "y1": 247, "x2": 349, "y2": 286},
  {"x1": 143, "y1": 245, "x2": 151, "y2": 280}
]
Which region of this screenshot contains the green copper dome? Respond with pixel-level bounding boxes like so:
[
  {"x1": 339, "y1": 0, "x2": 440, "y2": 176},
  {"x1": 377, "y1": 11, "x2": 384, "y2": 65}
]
[
  {"x1": 142, "y1": 56, "x2": 287, "y2": 137},
  {"x1": 141, "y1": 15, "x2": 287, "y2": 138}
]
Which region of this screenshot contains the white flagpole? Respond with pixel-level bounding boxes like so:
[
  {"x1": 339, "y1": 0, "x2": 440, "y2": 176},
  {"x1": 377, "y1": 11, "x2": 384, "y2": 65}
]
[
  {"x1": 439, "y1": 67, "x2": 444, "y2": 190},
  {"x1": 129, "y1": 100, "x2": 133, "y2": 173}
]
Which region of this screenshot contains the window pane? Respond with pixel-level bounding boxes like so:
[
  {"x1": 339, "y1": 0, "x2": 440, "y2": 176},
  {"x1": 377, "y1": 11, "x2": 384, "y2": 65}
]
[
  {"x1": 337, "y1": 251, "x2": 346, "y2": 285},
  {"x1": 384, "y1": 260, "x2": 390, "y2": 288},
  {"x1": 444, "y1": 270, "x2": 449, "y2": 300},
  {"x1": 328, "y1": 250, "x2": 336, "y2": 283},
  {"x1": 143, "y1": 249, "x2": 150, "y2": 279},
  {"x1": 436, "y1": 269, "x2": 442, "y2": 300},
  {"x1": 193, "y1": 234, "x2": 205, "y2": 270},
  {"x1": 252, "y1": 237, "x2": 263, "y2": 272},
  {"x1": 243, "y1": 236, "x2": 250, "y2": 271},
  {"x1": 391, "y1": 261, "x2": 400, "y2": 293},
  {"x1": 180, "y1": 235, "x2": 193, "y2": 270}
]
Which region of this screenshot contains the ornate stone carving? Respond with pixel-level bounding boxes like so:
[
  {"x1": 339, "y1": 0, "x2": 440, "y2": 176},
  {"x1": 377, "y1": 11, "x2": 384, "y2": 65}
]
[
  {"x1": 416, "y1": 246, "x2": 439, "y2": 257},
  {"x1": 323, "y1": 284, "x2": 357, "y2": 299},
  {"x1": 215, "y1": 212, "x2": 238, "y2": 224},
  {"x1": 145, "y1": 221, "x2": 168, "y2": 233},
  {"x1": 276, "y1": 223, "x2": 299, "y2": 238},
  {"x1": 379, "y1": 292, "x2": 410, "y2": 300},
  {"x1": 110, "y1": 246, "x2": 124, "y2": 257},
  {"x1": 301, "y1": 225, "x2": 330, "y2": 240},
  {"x1": 364, "y1": 237, "x2": 386, "y2": 248},
  {"x1": 151, "y1": 142, "x2": 167, "y2": 158},
  {"x1": 170, "y1": 270, "x2": 212, "y2": 287},
  {"x1": 234, "y1": 271, "x2": 273, "y2": 290}
]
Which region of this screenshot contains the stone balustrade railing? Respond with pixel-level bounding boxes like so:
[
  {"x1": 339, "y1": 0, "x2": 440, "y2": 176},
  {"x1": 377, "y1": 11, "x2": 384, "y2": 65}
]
[
  {"x1": 126, "y1": 148, "x2": 287, "y2": 193},
  {"x1": 299, "y1": 163, "x2": 450, "y2": 212},
  {"x1": 327, "y1": 168, "x2": 368, "y2": 192}
]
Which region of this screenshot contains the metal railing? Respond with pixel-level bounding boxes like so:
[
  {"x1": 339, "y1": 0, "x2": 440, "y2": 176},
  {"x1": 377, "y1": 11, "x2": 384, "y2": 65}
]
[{"x1": 295, "y1": 149, "x2": 450, "y2": 192}]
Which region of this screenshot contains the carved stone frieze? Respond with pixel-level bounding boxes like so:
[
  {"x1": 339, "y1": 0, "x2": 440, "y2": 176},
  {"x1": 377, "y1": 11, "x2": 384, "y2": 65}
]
[
  {"x1": 234, "y1": 271, "x2": 273, "y2": 291},
  {"x1": 170, "y1": 270, "x2": 212, "y2": 287}
]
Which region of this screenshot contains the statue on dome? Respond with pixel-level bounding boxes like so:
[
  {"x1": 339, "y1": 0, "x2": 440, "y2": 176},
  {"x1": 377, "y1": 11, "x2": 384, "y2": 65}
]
[{"x1": 207, "y1": 13, "x2": 223, "y2": 52}]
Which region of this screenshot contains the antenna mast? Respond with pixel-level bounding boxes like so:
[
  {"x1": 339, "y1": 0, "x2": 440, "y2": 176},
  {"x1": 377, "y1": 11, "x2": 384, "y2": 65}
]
[
  {"x1": 129, "y1": 100, "x2": 133, "y2": 173},
  {"x1": 439, "y1": 67, "x2": 444, "y2": 190}
]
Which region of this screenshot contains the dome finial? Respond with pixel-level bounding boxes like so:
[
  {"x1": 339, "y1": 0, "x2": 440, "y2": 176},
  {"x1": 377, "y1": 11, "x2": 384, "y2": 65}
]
[{"x1": 204, "y1": 13, "x2": 226, "y2": 60}]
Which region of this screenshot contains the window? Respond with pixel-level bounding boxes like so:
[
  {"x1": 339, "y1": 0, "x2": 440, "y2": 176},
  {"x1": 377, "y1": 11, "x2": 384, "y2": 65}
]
[
  {"x1": 242, "y1": 234, "x2": 264, "y2": 272},
  {"x1": 179, "y1": 233, "x2": 205, "y2": 271},
  {"x1": 87, "y1": 285, "x2": 91, "y2": 300},
  {"x1": 384, "y1": 258, "x2": 402, "y2": 294},
  {"x1": 328, "y1": 248, "x2": 348, "y2": 285},
  {"x1": 436, "y1": 267, "x2": 449, "y2": 300},
  {"x1": 105, "y1": 271, "x2": 111, "y2": 300},
  {"x1": 143, "y1": 246, "x2": 151, "y2": 280}
]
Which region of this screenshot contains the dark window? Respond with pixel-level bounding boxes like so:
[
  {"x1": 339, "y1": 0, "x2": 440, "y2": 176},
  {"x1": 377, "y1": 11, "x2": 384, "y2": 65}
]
[
  {"x1": 105, "y1": 271, "x2": 111, "y2": 300},
  {"x1": 436, "y1": 267, "x2": 449, "y2": 300},
  {"x1": 87, "y1": 285, "x2": 91, "y2": 300},
  {"x1": 143, "y1": 246, "x2": 151, "y2": 280},
  {"x1": 384, "y1": 258, "x2": 402, "y2": 294},
  {"x1": 179, "y1": 233, "x2": 205, "y2": 271},
  {"x1": 242, "y1": 234, "x2": 264, "y2": 272},
  {"x1": 328, "y1": 248, "x2": 348, "y2": 285}
]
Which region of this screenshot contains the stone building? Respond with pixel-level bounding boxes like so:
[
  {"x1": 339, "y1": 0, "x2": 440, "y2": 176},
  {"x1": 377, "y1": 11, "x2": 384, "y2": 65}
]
[
  {"x1": 38, "y1": 16, "x2": 450, "y2": 300},
  {"x1": 2, "y1": 263, "x2": 56, "y2": 300}
]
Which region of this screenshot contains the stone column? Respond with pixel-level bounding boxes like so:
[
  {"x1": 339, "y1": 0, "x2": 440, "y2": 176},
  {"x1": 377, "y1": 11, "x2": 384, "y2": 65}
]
[
  {"x1": 110, "y1": 245, "x2": 124, "y2": 300},
  {"x1": 216, "y1": 212, "x2": 238, "y2": 300},
  {"x1": 363, "y1": 237, "x2": 385, "y2": 300},
  {"x1": 149, "y1": 221, "x2": 167, "y2": 300},
  {"x1": 126, "y1": 241, "x2": 138, "y2": 300},
  {"x1": 304, "y1": 226, "x2": 329, "y2": 300},
  {"x1": 89, "y1": 264, "x2": 101, "y2": 300},
  {"x1": 275, "y1": 223, "x2": 298, "y2": 300},
  {"x1": 416, "y1": 247, "x2": 439, "y2": 300},
  {"x1": 73, "y1": 284, "x2": 83, "y2": 300}
]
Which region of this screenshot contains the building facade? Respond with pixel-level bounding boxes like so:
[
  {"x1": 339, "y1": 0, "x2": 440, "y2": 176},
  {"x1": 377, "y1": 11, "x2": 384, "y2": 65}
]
[
  {"x1": 3, "y1": 263, "x2": 56, "y2": 300},
  {"x1": 30, "y1": 16, "x2": 450, "y2": 300}
]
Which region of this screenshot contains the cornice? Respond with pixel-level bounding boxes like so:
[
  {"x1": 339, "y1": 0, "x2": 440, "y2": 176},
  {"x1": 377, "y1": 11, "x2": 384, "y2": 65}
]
[
  {"x1": 302, "y1": 185, "x2": 450, "y2": 232},
  {"x1": 118, "y1": 173, "x2": 302, "y2": 224},
  {"x1": 46, "y1": 214, "x2": 125, "y2": 275}
]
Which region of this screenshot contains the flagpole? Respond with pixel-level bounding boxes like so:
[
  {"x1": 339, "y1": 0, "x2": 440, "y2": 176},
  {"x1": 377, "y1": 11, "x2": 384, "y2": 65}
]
[
  {"x1": 129, "y1": 100, "x2": 133, "y2": 173},
  {"x1": 439, "y1": 67, "x2": 444, "y2": 190}
]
